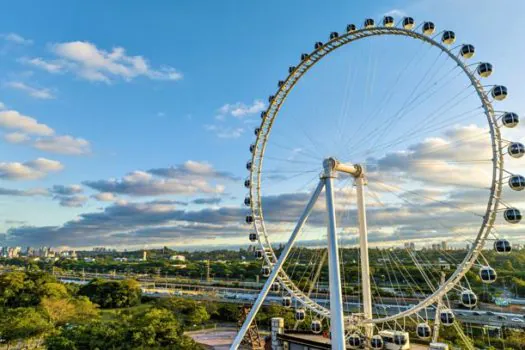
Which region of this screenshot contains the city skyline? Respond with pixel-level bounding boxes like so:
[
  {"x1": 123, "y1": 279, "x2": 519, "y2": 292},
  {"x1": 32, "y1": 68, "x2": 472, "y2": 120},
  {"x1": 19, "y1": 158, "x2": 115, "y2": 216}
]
[{"x1": 1, "y1": 0, "x2": 525, "y2": 250}]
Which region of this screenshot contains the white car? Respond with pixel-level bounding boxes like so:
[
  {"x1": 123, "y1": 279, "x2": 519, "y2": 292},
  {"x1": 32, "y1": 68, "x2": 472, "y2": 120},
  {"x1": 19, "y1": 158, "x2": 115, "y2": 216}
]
[{"x1": 511, "y1": 317, "x2": 524, "y2": 323}]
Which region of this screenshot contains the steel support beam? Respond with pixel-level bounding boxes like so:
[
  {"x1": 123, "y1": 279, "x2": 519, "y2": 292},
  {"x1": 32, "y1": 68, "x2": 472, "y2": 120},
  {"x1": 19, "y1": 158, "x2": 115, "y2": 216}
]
[{"x1": 230, "y1": 180, "x2": 325, "y2": 350}]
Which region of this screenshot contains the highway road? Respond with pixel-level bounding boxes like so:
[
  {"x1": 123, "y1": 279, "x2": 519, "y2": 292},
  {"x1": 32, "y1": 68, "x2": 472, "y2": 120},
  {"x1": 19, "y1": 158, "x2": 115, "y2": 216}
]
[
  {"x1": 56, "y1": 273, "x2": 525, "y2": 330},
  {"x1": 136, "y1": 285, "x2": 525, "y2": 330}
]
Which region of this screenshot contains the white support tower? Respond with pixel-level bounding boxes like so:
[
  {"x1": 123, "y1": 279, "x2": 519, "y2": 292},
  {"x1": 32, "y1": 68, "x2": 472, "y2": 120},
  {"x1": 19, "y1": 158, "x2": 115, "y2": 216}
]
[
  {"x1": 432, "y1": 273, "x2": 446, "y2": 343},
  {"x1": 230, "y1": 180, "x2": 325, "y2": 349},
  {"x1": 356, "y1": 174, "x2": 373, "y2": 339},
  {"x1": 323, "y1": 159, "x2": 347, "y2": 350},
  {"x1": 232, "y1": 158, "x2": 369, "y2": 350}
]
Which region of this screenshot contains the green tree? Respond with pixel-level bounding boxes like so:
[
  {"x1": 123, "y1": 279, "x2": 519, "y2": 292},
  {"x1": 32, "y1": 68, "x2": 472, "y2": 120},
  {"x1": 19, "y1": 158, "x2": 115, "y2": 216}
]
[
  {"x1": 0, "y1": 307, "x2": 52, "y2": 345},
  {"x1": 79, "y1": 278, "x2": 142, "y2": 308},
  {"x1": 41, "y1": 296, "x2": 99, "y2": 326}
]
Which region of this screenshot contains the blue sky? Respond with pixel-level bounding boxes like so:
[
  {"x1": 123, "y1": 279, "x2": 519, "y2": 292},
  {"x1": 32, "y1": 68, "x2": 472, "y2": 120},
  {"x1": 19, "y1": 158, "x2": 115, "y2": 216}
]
[{"x1": 1, "y1": 0, "x2": 524, "y2": 250}]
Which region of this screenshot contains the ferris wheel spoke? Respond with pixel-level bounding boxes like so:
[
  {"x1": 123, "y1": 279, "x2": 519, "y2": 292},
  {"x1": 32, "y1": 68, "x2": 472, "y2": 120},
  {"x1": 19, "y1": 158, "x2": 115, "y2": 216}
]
[
  {"x1": 343, "y1": 44, "x2": 442, "y2": 154},
  {"x1": 344, "y1": 106, "x2": 485, "y2": 161},
  {"x1": 354, "y1": 78, "x2": 473, "y2": 158},
  {"x1": 343, "y1": 50, "x2": 454, "y2": 155},
  {"x1": 346, "y1": 68, "x2": 464, "y2": 159}
]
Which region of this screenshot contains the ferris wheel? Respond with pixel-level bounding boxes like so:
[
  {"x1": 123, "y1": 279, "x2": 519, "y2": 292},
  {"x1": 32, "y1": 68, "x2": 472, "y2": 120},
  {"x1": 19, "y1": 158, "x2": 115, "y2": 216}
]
[{"x1": 232, "y1": 15, "x2": 523, "y2": 350}]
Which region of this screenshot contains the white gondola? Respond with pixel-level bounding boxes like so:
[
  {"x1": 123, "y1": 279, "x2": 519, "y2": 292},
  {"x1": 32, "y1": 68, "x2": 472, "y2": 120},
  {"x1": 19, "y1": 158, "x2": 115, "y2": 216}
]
[
  {"x1": 314, "y1": 41, "x2": 324, "y2": 49},
  {"x1": 402, "y1": 17, "x2": 415, "y2": 30},
  {"x1": 422, "y1": 21, "x2": 435, "y2": 35},
  {"x1": 295, "y1": 308, "x2": 305, "y2": 321},
  {"x1": 394, "y1": 333, "x2": 409, "y2": 346},
  {"x1": 244, "y1": 197, "x2": 251, "y2": 206},
  {"x1": 245, "y1": 215, "x2": 254, "y2": 224},
  {"x1": 348, "y1": 334, "x2": 362, "y2": 348},
  {"x1": 477, "y1": 62, "x2": 493, "y2": 77},
  {"x1": 271, "y1": 282, "x2": 280, "y2": 292},
  {"x1": 383, "y1": 16, "x2": 394, "y2": 27},
  {"x1": 282, "y1": 296, "x2": 292, "y2": 308},
  {"x1": 254, "y1": 250, "x2": 263, "y2": 259},
  {"x1": 416, "y1": 323, "x2": 432, "y2": 339},
  {"x1": 261, "y1": 265, "x2": 271, "y2": 277},
  {"x1": 249, "y1": 232, "x2": 257, "y2": 242},
  {"x1": 504, "y1": 207, "x2": 522, "y2": 223},
  {"x1": 509, "y1": 174, "x2": 525, "y2": 191},
  {"x1": 330, "y1": 32, "x2": 339, "y2": 39},
  {"x1": 480, "y1": 266, "x2": 497, "y2": 283},
  {"x1": 364, "y1": 18, "x2": 375, "y2": 28},
  {"x1": 311, "y1": 320, "x2": 322, "y2": 334},
  {"x1": 441, "y1": 31, "x2": 456, "y2": 45},
  {"x1": 508, "y1": 142, "x2": 525, "y2": 158},
  {"x1": 494, "y1": 239, "x2": 511, "y2": 253},
  {"x1": 460, "y1": 44, "x2": 475, "y2": 58},
  {"x1": 440, "y1": 309, "x2": 455, "y2": 326},
  {"x1": 460, "y1": 290, "x2": 478, "y2": 307},
  {"x1": 502, "y1": 112, "x2": 519, "y2": 128},
  {"x1": 379, "y1": 330, "x2": 410, "y2": 349},
  {"x1": 491, "y1": 85, "x2": 508, "y2": 101},
  {"x1": 370, "y1": 335, "x2": 384, "y2": 349},
  {"x1": 346, "y1": 24, "x2": 357, "y2": 32}
]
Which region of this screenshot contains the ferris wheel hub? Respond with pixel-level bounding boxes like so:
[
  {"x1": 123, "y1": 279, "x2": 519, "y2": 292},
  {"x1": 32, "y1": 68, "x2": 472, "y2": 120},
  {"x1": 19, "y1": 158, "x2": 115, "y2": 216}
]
[{"x1": 322, "y1": 157, "x2": 363, "y2": 178}]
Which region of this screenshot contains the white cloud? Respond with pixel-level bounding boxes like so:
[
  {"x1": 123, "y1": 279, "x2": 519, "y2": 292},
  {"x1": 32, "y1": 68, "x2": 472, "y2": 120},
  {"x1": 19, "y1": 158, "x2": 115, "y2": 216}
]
[
  {"x1": 1, "y1": 33, "x2": 32, "y2": 45},
  {"x1": 6, "y1": 81, "x2": 55, "y2": 100},
  {"x1": 0, "y1": 186, "x2": 49, "y2": 197},
  {"x1": 4, "y1": 132, "x2": 30, "y2": 144},
  {"x1": 383, "y1": 9, "x2": 408, "y2": 18},
  {"x1": 19, "y1": 57, "x2": 63, "y2": 73},
  {"x1": 218, "y1": 100, "x2": 265, "y2": 119},
  {"x1": 34, "y1": 135, "x2": 91, "y2": 155},
  {"x1": 50, "y1": 184, "x2": 83, "y2": 195},
  {"x1": 0, "y1": 107, "x2": 91, "y2": 156},
  {"x1": 373, "y1": 124, "x2": 493, "y2": 188},
  {"x1": 84, "y1": 161, "x2": 234, "y2": 198},
  {"x1": 55, "y1": 194, "x2": 88, "y2": 208},
  {"x1": 50, "y1": 41, "x2": 183, "y2": 83},
  {"x1": 84, "y1": 170, "x2": 225, "y2": 197},
  {"x1": 206, "y1": 99, "x2": 263, "y2": 139},
  {"x1": 204, "y1": 125, "x2": 244, "y2": 139},
  {"x1": 0, "y1": 102, "x2": 5, "y2": 110},
  {"x1": 93, "y1": 192, "x2": 118, "y2": 202},
  {"x1": 0, "y1": 158, "x2": 63, "y2": 180},
  {"x1": 0, "y1": 109, "x2": 54, "y2": 135},
  {"x1": 183, "y1": 160, "x2": 215, "y2": 174}
]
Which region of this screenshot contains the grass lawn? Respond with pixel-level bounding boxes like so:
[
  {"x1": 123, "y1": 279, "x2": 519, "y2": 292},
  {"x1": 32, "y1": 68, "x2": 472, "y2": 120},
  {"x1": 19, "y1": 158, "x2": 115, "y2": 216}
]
[{"x1": 100, "y1": 302, "x2": 154, "y2": 320}]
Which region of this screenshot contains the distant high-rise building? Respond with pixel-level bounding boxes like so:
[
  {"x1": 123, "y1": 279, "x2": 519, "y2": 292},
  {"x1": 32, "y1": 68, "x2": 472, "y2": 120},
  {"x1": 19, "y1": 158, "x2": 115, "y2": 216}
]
[
  {"x1": 403, "y1": 242, "x2": 416, "y2": 250},
  {"x1": 441, "y1": 241, "x2": 447, "y2": 250}
]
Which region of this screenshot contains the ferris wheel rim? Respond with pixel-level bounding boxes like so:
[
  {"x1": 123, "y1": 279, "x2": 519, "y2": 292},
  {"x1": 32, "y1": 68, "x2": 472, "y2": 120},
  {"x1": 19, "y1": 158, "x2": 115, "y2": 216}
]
[{"x1": 247, "y1": 24, "x2": 503, "y2": 324}]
